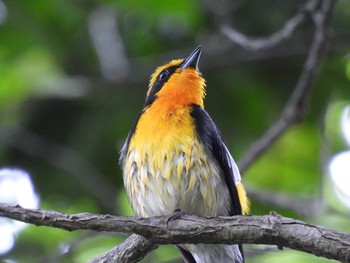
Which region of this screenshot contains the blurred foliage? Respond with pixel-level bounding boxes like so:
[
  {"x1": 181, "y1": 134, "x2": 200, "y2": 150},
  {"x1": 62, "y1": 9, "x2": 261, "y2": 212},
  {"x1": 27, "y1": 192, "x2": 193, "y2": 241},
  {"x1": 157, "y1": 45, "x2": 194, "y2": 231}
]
[
  {"x1": 0, "y1": 0, "x2": 350, "y2": 262},
  {"x1": 246, "y1": 125, "x2": 320, "y2": 195}
]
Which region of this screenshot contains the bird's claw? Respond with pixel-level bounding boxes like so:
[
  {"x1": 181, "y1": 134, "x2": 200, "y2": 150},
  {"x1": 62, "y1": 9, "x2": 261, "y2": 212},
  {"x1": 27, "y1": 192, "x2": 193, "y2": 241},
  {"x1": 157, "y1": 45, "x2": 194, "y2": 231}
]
[{"x1": 167, "y1": 209, "x2": 185, "y2": 224}]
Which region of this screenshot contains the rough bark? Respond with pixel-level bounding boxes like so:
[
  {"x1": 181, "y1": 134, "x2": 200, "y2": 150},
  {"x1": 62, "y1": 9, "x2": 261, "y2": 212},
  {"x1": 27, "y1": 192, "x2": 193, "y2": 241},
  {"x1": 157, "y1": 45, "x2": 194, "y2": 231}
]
[{"x1": 0, "y1": 204, "x2": 349, "y2": 262}]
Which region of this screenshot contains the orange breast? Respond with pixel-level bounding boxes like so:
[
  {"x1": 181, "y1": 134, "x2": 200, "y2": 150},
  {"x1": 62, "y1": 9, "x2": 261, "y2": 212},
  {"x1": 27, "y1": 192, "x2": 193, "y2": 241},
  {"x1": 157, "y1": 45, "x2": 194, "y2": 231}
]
[{"x1": 129, "y1": 105, "x2": 195, "y2": 158}]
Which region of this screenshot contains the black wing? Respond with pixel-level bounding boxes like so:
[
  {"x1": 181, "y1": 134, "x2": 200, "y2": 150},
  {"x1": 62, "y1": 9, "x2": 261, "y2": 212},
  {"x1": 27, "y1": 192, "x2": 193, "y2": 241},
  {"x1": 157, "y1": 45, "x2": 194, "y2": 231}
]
[
  {"x1": 190, "y1": 104, "x2": 242, "y2": 216},
  {"x1": 119, "y1": 111, "x2": 142, "y2": 165}
]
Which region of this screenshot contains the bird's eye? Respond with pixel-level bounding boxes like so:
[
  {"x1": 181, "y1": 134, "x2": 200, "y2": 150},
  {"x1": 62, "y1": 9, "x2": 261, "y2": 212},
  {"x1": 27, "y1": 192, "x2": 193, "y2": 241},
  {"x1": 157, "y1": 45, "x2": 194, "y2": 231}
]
[{"x1": 158, "y1": 70, "x2": 169, "y2": 81}]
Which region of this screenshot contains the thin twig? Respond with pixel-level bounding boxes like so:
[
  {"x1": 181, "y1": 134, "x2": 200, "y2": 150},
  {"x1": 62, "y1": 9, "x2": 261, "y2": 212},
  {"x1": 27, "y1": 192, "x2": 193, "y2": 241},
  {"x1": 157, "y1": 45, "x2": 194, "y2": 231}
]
[
  {"x1": 247, "y1": 188, "x2": 324, "y2": 217},
  {"x1": 238, "y1": 0, "x2": 337, "y2": 173},
  {"x1": 220, "y1": 0, "x2": 319, "y2": 50}
]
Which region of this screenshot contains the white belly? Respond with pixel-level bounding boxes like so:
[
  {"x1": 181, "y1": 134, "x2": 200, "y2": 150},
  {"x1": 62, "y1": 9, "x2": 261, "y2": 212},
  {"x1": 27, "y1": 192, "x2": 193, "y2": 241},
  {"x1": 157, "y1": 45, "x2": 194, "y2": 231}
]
[
  {"x1": 122, "y1": 143, "x2": 242, "y2": 263},
  {"x1": 122, "y1": 146, "x2": 232, "y2": 218}
]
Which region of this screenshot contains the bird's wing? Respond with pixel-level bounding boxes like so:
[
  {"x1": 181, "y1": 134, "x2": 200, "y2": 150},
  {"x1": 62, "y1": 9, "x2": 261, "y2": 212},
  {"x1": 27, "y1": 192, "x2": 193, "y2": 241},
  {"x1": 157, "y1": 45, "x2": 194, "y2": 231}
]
[
  {"x1": 119, "y1": 112, "x2": 142, "y2": 165},
  {"x1": 190, "y1": 104, "x2": 242, "y2": 215}
]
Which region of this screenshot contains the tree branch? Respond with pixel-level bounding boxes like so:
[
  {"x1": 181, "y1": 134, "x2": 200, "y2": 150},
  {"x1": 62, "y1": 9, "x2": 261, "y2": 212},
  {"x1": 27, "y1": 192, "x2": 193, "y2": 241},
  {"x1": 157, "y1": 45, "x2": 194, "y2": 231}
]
[
  {"x1": 238, "y1": 0, "x2": 337, "y2": 172},
  {"x1": 220, "y1": 0, "x2": 319, "y2": 50},
  {"x1": 88, "y1": 234, "x2": 156, "y2": 263},
  {"x1": 1, "y1": 203, "x2": 349, "y2": 262}
]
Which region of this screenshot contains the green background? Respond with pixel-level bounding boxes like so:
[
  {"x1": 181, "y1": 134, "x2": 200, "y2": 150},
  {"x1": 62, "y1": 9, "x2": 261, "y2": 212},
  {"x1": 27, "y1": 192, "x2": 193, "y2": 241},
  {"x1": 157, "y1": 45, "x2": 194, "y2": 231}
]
[{"x1": 0, "y1": 0, "x2": 350, "y2": 262}]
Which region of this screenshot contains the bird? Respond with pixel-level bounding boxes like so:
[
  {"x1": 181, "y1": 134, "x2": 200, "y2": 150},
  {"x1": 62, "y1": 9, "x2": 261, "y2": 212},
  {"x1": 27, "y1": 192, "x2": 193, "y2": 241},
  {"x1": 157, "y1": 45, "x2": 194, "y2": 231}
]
[{"x1": 120, "y1": 46, "x2": 250, "y2": 263}]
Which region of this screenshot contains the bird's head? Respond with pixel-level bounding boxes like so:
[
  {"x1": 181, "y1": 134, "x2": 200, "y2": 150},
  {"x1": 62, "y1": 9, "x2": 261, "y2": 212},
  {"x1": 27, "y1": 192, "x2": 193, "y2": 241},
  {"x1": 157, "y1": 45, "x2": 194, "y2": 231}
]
[{"x1": 144, "y1": 46, "x2": 206, "y2": 109}]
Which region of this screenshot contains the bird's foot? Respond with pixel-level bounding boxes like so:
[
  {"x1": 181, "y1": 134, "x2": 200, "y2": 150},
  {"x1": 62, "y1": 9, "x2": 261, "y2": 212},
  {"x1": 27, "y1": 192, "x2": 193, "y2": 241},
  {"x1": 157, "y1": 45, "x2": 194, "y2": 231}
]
[{"x1": 167, "y1": 209, "x2": 185, "y2": 224}]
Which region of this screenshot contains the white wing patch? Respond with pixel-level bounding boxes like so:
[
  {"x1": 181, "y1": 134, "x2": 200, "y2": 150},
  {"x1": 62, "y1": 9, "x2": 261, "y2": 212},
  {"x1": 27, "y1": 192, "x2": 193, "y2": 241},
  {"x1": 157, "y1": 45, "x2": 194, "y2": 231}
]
[{"x1": 223, "y1": 144, "x2": 241, "y2": 185}]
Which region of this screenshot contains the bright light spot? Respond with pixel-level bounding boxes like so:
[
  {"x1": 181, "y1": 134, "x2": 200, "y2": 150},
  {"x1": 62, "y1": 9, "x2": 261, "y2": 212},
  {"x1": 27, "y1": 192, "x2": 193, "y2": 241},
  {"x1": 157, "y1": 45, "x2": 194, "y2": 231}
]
[
  {"x1": 329, "y1": 151, "x2": 350, "y2": 209},
  {"x1": 0, "y1": 168, "x2": 40, "y2": 255},
  {"x1": 341, "y1": 106, "x2": 350, "y2": 146}
]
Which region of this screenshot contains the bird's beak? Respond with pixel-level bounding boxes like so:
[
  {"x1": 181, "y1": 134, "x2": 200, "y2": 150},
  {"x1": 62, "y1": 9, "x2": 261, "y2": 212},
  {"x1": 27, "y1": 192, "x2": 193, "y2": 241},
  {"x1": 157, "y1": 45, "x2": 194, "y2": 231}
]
[{"x1": 180, "y1": 46, "x2": 202, "y2": 69}]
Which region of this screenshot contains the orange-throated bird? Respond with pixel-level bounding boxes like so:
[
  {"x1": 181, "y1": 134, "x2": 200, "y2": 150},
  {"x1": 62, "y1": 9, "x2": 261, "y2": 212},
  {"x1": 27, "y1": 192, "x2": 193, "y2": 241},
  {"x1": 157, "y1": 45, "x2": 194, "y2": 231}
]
[{"x1": 120, "y1": 46, "x2": 249, "y2": 263}]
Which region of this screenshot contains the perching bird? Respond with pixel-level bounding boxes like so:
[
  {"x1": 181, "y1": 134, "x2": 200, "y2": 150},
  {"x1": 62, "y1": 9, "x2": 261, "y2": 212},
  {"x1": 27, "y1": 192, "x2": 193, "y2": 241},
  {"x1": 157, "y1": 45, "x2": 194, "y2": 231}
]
[{"x1": 120, "y1": 46, "x2": 249, "y2": 263}]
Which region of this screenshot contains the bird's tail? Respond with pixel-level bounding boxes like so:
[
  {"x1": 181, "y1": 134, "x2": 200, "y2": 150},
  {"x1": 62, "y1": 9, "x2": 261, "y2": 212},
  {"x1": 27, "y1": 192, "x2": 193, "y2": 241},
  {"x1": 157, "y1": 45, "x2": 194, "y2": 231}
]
[{"x1": 177, "y1": 244, "x2": 243, "y2": 263}]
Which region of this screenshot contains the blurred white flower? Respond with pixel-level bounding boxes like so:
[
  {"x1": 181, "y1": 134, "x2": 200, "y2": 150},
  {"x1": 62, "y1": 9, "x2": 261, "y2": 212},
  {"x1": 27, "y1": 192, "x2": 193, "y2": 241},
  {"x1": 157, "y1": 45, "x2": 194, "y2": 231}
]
[
  {"x1": 341, "y1": 106, "x2": 350, "y2": 146},
  {"x1": 0, "y1": 1, "x2": 7, "y2": 25},
  {"x1": 329, "y1": 106, "x2": 350, "y2": 210},
  {"x1": 0, "y1": 224, "x2": 14, "y2": 255},
  {"x1": 329, "y1": 151, "x2": 350, "y2": 209},
  {"x1": 0, "y1": 168, "x2": 40, "y2": 254}
]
